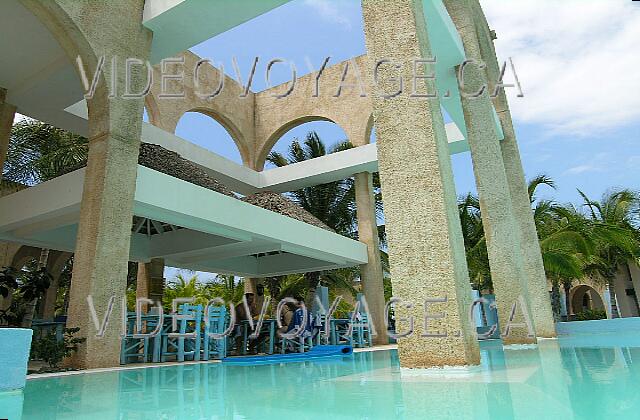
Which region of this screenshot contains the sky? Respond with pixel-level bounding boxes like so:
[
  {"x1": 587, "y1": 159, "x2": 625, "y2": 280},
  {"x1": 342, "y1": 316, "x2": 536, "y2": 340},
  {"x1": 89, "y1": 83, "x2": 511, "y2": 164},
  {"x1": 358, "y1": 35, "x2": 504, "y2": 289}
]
[
  {"x1": 164, "y1": 0, "x2": 640, "y2": 281},
  {"x1": 173, "y1": 0, "x2": 640, "y2": 209},
  {"x1": 12, "y1": 0, "x2": 635, "y2": 280}
]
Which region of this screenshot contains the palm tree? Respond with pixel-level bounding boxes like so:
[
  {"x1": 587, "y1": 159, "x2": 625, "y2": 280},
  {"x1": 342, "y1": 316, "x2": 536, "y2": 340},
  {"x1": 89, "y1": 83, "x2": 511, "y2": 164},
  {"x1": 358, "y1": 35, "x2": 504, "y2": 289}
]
[
  {"x1": 458, "y1": 175, "x2": 595, "y2": 320},
  {"x1": 458, "y1": 192, "x2": 490, "y2": 291},
  {"x1": 267, "y1": 132, "x2": 360, "y2": 237},
  {"x1": 577, "y1": 190, "x2": 640, "y2": 317},
  {"x1": 266, "y1": 131, "x2": 384, "y2": 300},
  {"x1": 162, "y1": 273, "x2": 245, "y2": 310},
  {"x1": 3, "y1": 119, "x2": 88, "y2": 185},
  {"x1": 4, "y1": 120, "x2": 88, "y2": 323}
]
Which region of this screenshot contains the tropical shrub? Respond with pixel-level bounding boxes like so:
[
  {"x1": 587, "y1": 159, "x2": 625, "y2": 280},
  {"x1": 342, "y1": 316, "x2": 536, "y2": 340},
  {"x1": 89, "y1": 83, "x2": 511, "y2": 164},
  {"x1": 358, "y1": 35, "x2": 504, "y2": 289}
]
[
  {"x1": 30, "y1": 327, "x2": 86, "y2": 368},
  {"x1": 574, "y1": 309, "x2": 607, "y2": 321}
]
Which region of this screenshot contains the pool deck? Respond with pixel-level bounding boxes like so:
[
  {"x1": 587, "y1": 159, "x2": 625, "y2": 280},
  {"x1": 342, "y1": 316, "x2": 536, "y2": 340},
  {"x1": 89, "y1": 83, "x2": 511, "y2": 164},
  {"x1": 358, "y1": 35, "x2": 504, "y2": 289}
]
[{"x1": 26, "y1": 344, "x2": 399, "y2": 380}]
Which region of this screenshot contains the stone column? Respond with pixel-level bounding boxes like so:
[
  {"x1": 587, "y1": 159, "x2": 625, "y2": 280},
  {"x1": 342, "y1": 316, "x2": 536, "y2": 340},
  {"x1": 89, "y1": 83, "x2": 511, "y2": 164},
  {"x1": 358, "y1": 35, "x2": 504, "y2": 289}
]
[
  {"x1": 61, "y1": 0, "x2": 152, "y2": 368},
  {"x1": 40, "y1": 278, "x2": 59, "y2": 320},
  {"x1": 66, "y1": 130, "x2": 142, "y2": 368},
  {"x1": 445, "y1": 0, "x2": 536, "y2": 345},
  {"x1": 244, "y1": 278, "x2": 258, "y2": 295},
  {"x1": 469, "y1": 0, "x2": 556, "y2": 337},
  {"x1": 0, "y1": 88, "x2": 17, "y2": 181},
  {"x1": 354, "y1": 172, "x2": 387, "y2": 345},
  {"x1": 136, "y1": 258, "x2": 165, "y2": 308},
  {"x1": 361, "y1": 0, "x2": 480, "y2": 367},
  {"x1": 40, "y1": 251, "x2": 71, "y2": 320}
]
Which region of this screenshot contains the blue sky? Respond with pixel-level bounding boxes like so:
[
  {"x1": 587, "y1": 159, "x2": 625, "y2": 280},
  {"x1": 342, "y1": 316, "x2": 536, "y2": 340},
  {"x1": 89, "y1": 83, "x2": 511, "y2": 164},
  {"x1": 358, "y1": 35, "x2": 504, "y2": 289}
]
[
  {"x1": 167, "y1": 0, "x2": 640, "y2": 280},
  {"x1": 174, "y1": 0, "x2": 639, "y2": 207}
]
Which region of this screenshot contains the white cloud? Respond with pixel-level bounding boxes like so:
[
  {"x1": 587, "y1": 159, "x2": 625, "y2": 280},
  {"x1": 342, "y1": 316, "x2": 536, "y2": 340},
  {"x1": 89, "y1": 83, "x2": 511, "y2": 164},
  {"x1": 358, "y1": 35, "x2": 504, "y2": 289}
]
[
  {"x1": 303, "y1": 0, "x2": 353, "y2": 29},
  {"x1": 480, "y1": 0, "x2": 640, "y2": 135},
  {"x1": 564, "y1": 164, "x2": 600, "y2": 175}
]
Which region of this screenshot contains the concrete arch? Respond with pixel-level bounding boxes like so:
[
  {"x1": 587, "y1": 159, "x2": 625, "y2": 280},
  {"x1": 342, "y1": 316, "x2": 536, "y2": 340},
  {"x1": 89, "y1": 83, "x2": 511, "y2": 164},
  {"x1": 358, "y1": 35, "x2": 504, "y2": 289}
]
[
  {"x1": 19, "y1": 0, "x2": 110, "y2": 134},
  {"x1": 256, "y1": 115, "x2": 342, "y2": 169},
  {"x1": 570, "y1": 284, "x2": 605, "y2": 315},
  {"x1": 182, "y1": 107, "x2": 252, "y2": 167},
  {"x1": 364, "y1": 114, "x2": 375, "y2": 146},
  {"x1": 10, "y1": 245, "x2": 42, "y2": 270},
  {"x1": 253, "y1": 55, "x2": 373, "y2": 170},
  {"x1": 148, "y1": 51, "x2": 256, "y2": 163},
  {"x1": 144, "y1": 94, "x2": 162, "y2": 128}
]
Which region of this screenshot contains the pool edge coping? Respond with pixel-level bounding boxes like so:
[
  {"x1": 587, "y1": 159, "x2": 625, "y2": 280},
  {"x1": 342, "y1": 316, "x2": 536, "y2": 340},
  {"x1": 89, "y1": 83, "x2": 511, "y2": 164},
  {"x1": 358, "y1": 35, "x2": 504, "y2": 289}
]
[{"x1": 26, "y1": 344, "x2": 399, "y2": 379}]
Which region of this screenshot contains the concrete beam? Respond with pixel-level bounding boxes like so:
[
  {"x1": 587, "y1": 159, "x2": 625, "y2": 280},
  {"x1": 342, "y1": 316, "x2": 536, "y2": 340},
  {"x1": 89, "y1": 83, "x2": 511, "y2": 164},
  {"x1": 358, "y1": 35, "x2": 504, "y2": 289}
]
[{"x1": 143, "y1": 0, "x2": 291, "y2": 63}]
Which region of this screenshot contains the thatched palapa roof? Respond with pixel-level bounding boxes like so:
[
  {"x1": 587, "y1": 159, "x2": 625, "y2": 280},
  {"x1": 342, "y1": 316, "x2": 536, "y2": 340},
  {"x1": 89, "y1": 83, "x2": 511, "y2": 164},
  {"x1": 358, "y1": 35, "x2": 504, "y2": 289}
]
[
  {"x1": 241, "y1": 191, "x2": 332, "y2": 231},
  {"x1": 138, "y1": 143, "x2": 234, "y2": 197},
  {"x1": 61, "y1": 143, "x2": 331, "y2": 231}
]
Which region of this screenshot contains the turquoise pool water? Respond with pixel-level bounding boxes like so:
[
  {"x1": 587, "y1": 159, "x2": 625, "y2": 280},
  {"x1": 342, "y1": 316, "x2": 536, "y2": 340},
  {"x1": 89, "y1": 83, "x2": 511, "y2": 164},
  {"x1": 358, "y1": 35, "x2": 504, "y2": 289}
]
[{"x1": 10, "y1": 334, "x2": 640, "y2": 419}]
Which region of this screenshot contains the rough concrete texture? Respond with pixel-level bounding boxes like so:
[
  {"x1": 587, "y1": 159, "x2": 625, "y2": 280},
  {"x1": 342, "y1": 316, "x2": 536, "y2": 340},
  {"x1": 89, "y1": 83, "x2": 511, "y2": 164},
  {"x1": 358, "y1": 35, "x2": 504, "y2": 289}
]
[
  {"x1": 354, "y1": 172, "x2": 387, "y2": 345},
  {"x1": 445, "y1": 0, "x2": 536, "y2": 345},
  {"x1": 468, "y1": 0, "x2": 556, "y2": 337},
  {"x1": 22, "y1": 0, "x2": 154, "y2": 368},
  {"x1": 146, "y1": 51, "x2": 257, "y2": 166},
  {"x1": 136, "y1": 258, "x2": 165, "y2": 308},
  {"x1": 254, "y1": 55, "x2": 373, "y2": 170},
  {"x1": 0, "y1": 89, "x2": 16, "y2": 183},
  {"x1": 361, "y1": 0, "x2": 480, "y2": 367}
]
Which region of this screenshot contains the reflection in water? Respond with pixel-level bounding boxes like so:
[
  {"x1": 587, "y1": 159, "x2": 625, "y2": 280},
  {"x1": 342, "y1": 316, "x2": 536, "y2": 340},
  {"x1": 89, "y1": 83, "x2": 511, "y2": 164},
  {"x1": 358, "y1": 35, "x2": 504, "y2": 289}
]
[{"x1": 17, "y1": 335, "x2": 640, "y2": 420}]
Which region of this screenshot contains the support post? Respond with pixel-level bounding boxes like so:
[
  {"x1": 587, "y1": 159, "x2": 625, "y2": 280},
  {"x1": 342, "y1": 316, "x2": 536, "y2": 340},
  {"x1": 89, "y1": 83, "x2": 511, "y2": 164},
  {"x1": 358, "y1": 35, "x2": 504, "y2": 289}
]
[
  {"x1": 468, "y1": 0, "x2": 556, "y2": 337},
  {"x1": 66, "y1": 131, "x2": 142, "y2": 368},
  {"x1": 61, "y1": 0, "x2": 152, "y2": 368},
  {"x1": 361, "y1": 0, "x2": 480, "y2": 367},
  {"x1": 445, "y1": 0, "x2": 536, "y2": 344},
  {"x1": 136, "y1": 258, "x2": 165, "y2": 310},
  {"x1": 354, "y1": 172, "x2": 387, "y2": 345}
]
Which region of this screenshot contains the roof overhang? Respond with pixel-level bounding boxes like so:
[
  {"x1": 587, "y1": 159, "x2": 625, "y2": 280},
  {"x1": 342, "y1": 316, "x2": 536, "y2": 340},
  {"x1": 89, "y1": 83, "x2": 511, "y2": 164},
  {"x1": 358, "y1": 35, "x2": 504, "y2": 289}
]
[{"x1": 0, "y1": 166, "x2": 367, "y2": 276}]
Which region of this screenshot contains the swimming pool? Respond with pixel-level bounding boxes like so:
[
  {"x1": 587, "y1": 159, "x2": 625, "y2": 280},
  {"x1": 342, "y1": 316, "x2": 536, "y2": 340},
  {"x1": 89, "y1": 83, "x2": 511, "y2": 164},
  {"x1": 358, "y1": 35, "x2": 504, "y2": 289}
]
[{"x1": 11, "y1": 333, "x2": 640, "y2": 419}]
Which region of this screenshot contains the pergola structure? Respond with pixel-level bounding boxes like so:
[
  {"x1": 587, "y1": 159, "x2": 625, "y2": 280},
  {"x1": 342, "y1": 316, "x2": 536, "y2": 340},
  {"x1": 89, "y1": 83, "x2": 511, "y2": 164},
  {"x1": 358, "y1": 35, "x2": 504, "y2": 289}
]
[{"x1": 0, "y1": 0, "x2": 556, "y2": 369}]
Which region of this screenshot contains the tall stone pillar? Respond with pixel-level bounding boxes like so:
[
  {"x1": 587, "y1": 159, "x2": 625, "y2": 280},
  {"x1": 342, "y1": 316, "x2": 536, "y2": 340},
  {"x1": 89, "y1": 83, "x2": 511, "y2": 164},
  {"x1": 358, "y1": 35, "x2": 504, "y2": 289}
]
[
  {"x1": 354, "y1": 172, "x2": 387, "y2": 345},
  {"x1": 40, "y1": 251, "x2": 72, "y2": 320},
  {"x1": 66, "y1": 129, "x2": 142, "y2": 368},
  {"x1": 136, "y1": 258, "x2": 165, "y2": 308},
  {"x1": 469, "y1": 0, "x2": 556, "y2": 337},
  {"x1": 244, "y1": 278, "x2": 258, "y2": 295},
  {"x1": 0, "y1": 88, "x2": 17, "y2": 181},
  {"x1": 361, "y1": 0, "x2": 480, "y2": 367},
  {"x1": 59, "y1": 0, "x2": 152, "y2": 369},
  {"x1": 445, "y1": 0, "x2": 536, "y2": 344},
  {"x1": 40, "y1": 278, "x2": 59, "y2": 320}
]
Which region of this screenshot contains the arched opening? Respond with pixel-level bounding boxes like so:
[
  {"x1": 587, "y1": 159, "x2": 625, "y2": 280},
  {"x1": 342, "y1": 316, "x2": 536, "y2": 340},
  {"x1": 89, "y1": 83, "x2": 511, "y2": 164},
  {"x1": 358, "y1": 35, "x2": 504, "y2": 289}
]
[
  {"x1": 175, "y1": 111, "x2": 245, "y2": 164},
  {"x1": 570, "y1": 285, "x2": 606, "y2": 315},
  {"x1": 263, "y1": 119, "x2": 350, "y2": 169}
]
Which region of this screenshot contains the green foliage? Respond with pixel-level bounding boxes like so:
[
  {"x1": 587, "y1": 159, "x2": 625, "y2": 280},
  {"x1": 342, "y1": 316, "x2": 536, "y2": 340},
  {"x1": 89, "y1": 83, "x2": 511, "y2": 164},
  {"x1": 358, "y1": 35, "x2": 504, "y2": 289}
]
[
  {"x1": 266, "y1": 132, "x2": 385, "y2": 301},
  {"x1": 30, "y1": 327, "x2": 86, "y2": 368},
  {"x1": 4, "y1": 120, "x2": 88, "y2": 185},
  {"x1": 574, "y1": 309, "x2": 607, "y2": 321},
  {"x1": 383, "y1": 277, "x2": 393, "y2": 303},
  {"x1": 457, "y1": 175, "x2": 640, "y2": 305},
  {"x1": 267, "y1": 131, "x2": 383, "y2": 241},
  {"x1": 0, "y1": 266, "x2": 18, "y2": 298},
  {"x1": 19, "y1": 267, "x2": 52, "y2": 302},
  {"x1": 0, "y1": 262, "x2": 52, "y2": 326},
  {"x1": 162, "y1": 273, "x2": 245, "y2": 310}
]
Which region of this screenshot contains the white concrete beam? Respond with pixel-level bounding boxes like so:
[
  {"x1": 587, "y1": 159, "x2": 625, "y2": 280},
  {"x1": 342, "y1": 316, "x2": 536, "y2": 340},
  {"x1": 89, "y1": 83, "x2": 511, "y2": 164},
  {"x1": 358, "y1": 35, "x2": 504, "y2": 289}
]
[
  {"x1": 142, "y1": 119, "x2": 466, "y2": 195},
  {"x1": 143, "y1": 0, "x2": 291, "y2": 63}
]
